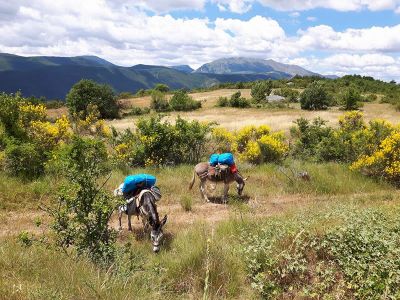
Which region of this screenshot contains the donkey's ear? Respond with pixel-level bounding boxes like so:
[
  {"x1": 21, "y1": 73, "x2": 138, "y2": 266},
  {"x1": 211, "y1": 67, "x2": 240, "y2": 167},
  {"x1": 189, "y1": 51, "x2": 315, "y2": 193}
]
[{"x1": 160, "y1": 215, "x2": 168, "y2": 227}]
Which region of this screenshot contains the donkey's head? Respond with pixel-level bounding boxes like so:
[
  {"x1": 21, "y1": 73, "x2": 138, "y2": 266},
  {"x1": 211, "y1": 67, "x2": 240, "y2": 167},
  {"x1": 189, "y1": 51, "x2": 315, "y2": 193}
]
[{"x1": 150, "y1": 215, "x2": 168, "y2": 253}]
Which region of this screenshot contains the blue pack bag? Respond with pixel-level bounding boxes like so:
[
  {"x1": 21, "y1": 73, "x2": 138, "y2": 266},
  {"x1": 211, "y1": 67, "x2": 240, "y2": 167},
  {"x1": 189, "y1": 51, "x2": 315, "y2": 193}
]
[
  {"x1": 218, "y1": 153, "x2": 234, "y2": 166},
  {"x1": 122, "y1": 174, "x2": 156, "y2": 194},
  {"x1": 209, "y1": 153, "x2": 219, "y2": 166}
]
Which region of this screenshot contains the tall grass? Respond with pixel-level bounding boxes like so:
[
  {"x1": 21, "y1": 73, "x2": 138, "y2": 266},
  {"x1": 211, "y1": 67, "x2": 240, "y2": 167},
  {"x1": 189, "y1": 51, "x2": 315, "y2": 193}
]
[{"x1": 0, "y1": 220, "x2": 253, "y2": 300}]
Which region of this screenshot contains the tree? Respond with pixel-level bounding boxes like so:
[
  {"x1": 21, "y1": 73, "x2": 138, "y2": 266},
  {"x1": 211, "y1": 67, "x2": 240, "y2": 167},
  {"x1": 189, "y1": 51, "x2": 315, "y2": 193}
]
[
  {"x1": 251, "y1": 81, "x2": 272, "y2": 103},
  {"x1": 341, "y1": 87, "x2": 362, "y2": 110},
  {"x1": 169, "y1": 90, "x2": 201, "y2": 111},
  {"x1": 66, "y1": 79, "x2": 119, "y2": 119},
  {"x1": 150, "y1": 90, "x2": 170, "y2": 112},
  {"x1": 300, "y1": 81, "x2": 331, "y2": 110},
  {"x1": 154, "y1": 83, "x2": 170, "y2": 92}
]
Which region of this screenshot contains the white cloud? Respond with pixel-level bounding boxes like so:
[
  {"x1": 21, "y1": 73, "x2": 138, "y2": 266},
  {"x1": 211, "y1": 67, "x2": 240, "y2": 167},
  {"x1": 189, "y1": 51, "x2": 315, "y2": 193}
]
[
  {"x1": 307, "y1": 16, "x2": 317, "y2": 21},
  {"x1": 287, "y1": 53, "x2": 400, "y2": 81},
  {"x1": 289, "y1": 12, "x2": 300, "y2": 17},
  {"x1": 255, "y1": 0, "x2": 400, "y2": 11},
  {"x1": 297, "y1": 24, "x2": 400, "y2": 52},
  {"x1": 133, "y1": 0, "x2": 206, "y2": 13},
  {"x1": 212, "y1": 0, "x2": 252, "y2": 13},
  {"x1": 1, "y1": 1, "x2": 400, "y2": 80}
]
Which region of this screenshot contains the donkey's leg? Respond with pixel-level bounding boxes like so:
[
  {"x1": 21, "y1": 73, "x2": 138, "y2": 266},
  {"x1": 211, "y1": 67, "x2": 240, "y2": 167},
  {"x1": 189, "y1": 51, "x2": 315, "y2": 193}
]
[
  {"x1": 128, "y1": 213, "x2": 133, "y2": 231},
  {"x1": 199, "y1": 179, "x2": 210, "y2": 202},
  {"x1": 118, "y1": 208, "x2": 123, "y2": 231},
  {"x1": 223, "y1": 183, "x2": 230, "y2": 204}
]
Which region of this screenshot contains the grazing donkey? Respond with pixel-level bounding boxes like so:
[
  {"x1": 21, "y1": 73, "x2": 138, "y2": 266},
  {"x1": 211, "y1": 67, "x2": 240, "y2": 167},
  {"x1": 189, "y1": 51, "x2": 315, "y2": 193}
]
[
  {"x1": 189, "y1": 162, "x2": 247, "y2": 203},
  {"x1": 118, "y1": 189, "x2": 167, "y2": 253}
]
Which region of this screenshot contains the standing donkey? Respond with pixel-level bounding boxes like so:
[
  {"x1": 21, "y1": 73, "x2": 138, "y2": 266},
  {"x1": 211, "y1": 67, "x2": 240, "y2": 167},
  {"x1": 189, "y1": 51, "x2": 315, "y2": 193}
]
[{"x1": 189, "y1": 162, "x2": 247, "y2": 203}]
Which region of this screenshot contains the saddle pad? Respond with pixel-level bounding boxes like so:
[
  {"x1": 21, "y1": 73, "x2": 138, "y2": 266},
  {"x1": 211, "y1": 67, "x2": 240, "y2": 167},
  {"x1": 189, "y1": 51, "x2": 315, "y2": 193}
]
[{"x1": 122, "y1": 174, "x2": 156, "y2": 194}]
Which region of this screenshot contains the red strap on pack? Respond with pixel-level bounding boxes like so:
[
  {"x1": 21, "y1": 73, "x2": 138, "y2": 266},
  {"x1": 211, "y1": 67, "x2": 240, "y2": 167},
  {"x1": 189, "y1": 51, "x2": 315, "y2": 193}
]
[{"x1": 230, "y1": 164, "x2": 238, "y2": 174}]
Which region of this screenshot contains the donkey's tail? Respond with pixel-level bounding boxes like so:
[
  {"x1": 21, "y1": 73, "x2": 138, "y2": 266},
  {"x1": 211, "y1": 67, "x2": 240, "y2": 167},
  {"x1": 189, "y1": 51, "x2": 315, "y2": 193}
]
[{"x1": 188, "y1": 170, "x2": 196, "y2": 190}]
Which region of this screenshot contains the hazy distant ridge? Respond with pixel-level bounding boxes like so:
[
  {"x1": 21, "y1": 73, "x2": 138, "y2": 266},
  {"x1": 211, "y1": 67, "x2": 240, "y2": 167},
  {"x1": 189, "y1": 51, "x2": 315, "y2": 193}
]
[
  {"x1": 0, "y1": 54, "x2": 321, "y2": 99},
  {"x1": 194, "y1": 57, "x2": 319, "y2": 77}
]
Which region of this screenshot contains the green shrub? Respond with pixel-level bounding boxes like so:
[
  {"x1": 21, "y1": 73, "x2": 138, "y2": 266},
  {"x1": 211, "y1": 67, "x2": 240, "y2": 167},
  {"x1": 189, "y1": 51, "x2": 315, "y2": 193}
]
[
  {"x1": 217, "y1": 96, "x2": 229, "y2": 107},
  {"x1": 0, "y1": 92, "x2": 25, "y2": 138},
  {"x1": 114, "y1": 116, "x2": 211, "y2": 166},
  {"x1": 150, "y1": 90, "x2": 170, "y2": 112},
  {"x1": 4, "y1": 141, "x2": 46, "y2": 179},
  {"x1": 229, "y1": 91, "x2": 251, "y2": 108},
  {"x1": 341, "y1": 87, "x2": 363, "y2": 110},
  {"x1": 276, "y1": 87, "x2": 300, "y2": 102},
  {"x1": 154, "y1": 83, "x2": 170, "y2": 92},
  {"x1": 300, "y1": 81, "x2": 331, "y2": 110},
  {"x1": 169, "y1": 90, "x2": 201, "y2": 111},
  {"x1": 362, "y1": 93, "x2": 377, "y2": 102},
  {"x1": 251, "y1": 81, "x2": 272, "y2": 103},
  {"x1": 127, "y1": 106, "x2": 150, "y2": 116},
  {"x1": 47, "y1": 136, "x2": 116, "y2": 264},
  {"x1": 216, "y1": 93, "x2": 250, "y2": 108},
  {"x1": 290, "y1": 117, "x2": 332, "y2": 158},
  {"x1": 66, "y1": 79, "x2": 119, "y2": 119},
  {"x1": 135, "y1": 89, "x2": 147, "y2": 97},
  {"x1": 241, "y1": 207, "x2": 400, "y2": 299}
]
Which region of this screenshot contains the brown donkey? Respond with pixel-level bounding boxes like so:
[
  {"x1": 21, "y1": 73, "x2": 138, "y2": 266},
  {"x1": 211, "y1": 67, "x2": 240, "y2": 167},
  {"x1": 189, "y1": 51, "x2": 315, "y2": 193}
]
[{"x1": 189, "y1": 162, "x2": 247, "y2": 203}]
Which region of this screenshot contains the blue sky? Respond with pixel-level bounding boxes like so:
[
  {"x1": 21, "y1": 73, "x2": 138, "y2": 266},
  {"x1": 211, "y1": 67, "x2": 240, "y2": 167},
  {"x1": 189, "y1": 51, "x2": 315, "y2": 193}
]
[{"x1": 1, "y1": 0, "x2": 400, "y2": 80}]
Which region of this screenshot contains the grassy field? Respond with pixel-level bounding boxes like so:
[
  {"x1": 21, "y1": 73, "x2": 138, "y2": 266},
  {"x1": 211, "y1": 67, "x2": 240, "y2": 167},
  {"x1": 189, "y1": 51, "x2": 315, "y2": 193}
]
[
  {"x1": 5, "y1": 88, "x2": 400, "y2": 299},
  {"x1": 107, "y1": 89, "x2": 399, "y2": 131},
  {"x1": 1, "y1": 160, "x2": 399, "y2": 299}
]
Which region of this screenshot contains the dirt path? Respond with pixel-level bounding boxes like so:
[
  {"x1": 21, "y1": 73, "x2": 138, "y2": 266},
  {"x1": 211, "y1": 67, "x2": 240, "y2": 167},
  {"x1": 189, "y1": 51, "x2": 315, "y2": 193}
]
[{"x1": 0, "y1": 192, "x2": 314, "y2": 239}]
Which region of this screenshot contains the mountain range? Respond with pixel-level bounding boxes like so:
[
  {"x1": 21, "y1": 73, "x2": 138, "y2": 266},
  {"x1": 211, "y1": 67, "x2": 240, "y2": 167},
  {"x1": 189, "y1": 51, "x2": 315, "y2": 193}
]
[{"x1": 0, "y1": 53, "x2": 324, "y2": 100}]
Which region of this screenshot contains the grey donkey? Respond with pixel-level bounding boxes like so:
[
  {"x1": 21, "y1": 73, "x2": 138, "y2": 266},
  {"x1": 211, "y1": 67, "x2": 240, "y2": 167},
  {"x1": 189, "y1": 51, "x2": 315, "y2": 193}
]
[{"x1": 118, "y1": 190, "x2": 167, "y2": 253}]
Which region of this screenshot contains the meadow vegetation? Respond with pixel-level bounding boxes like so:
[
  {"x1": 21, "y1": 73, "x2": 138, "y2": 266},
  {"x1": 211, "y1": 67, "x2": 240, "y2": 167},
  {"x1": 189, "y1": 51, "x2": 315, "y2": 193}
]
[{"x1": 0, "y1": 75, "x2": 400, "y2": 299}]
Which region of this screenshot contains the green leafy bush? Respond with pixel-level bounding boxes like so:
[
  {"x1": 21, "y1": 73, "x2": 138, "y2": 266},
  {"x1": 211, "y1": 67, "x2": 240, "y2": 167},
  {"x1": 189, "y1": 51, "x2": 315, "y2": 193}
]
[
  {"x1": 291, "y1": 112, "x2": 396, "y2": 165},
  {"x1": 300, "y1": 81, "x2": 331, "y2": 110},
  {"x1": 251, "y1": 81, "x2": 272, "y2": 103},
  {"x1": 290, "y1": 117, "x2": 332, "y2": 158},
  {"x1": 242, "y1": 207, "x2": 400, "y2": 299},
  {"x1": 154, "y1": 83, "x2": 170, "y2": 92},
  {"x1": 169, "y1": 90, "x2": 201, "y2": 111},
  {"x1": 150, "y1": 90, "x2": 170, "y2": 112},
  {"x1": 276, "y1": 87, "x2": 300, "y2": 102},
  {"x1": 217, "y1": 92, "x2": 250, "y2": 108},
  {"x1": 66, "y1": 79, "x2": 119, "y2": 119},
  {"x1": 0, "y1": 92, "x2": 25, "y2": 138},
  {"x1": 126, "y1": 106, "x2": 150, "y2": 116},
  {"x1": 113, "y1": 116, "x2": 211, "y2": 166},
  {"x1": 229, "y1": 91, "x2": 251, "y2": 108},
  {"x1": 381, "y1": 92, "x2": 400, "y2": 110},
  {"x1": 217, "y1": 96, "x2": 229, "y2": 107},
  {"x1": 47, "y1": 136, "x2": 116, "y2": 264},
  {"x1": 362, "y1": 93, "x2": 377, "y2": 102},
  {"x1": 4, "y1": 141, "x2": 46, "y2": 179},
  {"x1": 341, "y1": 87, "x2": 363, "y2": 110}
]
